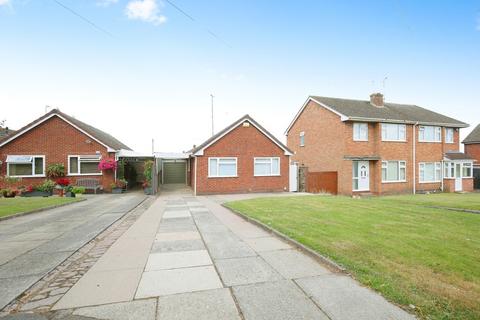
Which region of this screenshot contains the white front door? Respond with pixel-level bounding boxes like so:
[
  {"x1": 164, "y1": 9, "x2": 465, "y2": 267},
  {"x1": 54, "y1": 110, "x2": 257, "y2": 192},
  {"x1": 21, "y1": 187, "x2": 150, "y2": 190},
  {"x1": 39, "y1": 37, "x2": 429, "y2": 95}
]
[
  {"x1": 455, "y1": 163, "x2": 463, "y2": 191},
  {"x1": 289, "y1": 163, "x2": 298, "y2": 192},
  {"x1": 357, "y1": 161, "x2": 370, "y2": 191}
]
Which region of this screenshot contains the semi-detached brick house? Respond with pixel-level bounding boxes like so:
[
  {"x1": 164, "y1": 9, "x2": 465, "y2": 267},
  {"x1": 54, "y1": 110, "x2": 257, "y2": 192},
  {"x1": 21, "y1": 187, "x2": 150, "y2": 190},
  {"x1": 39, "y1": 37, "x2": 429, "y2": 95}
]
[
  {"x1": 286, "y1": 93, "x2": 474, "y2": 195},
  {"x1": 0, "y1": 109, "x2": 131, "y2": 191},
  {"x1": 188, "y1": 114, "x2": 292, "y2": 195},
  {"x1": 463, "y1": 124, "x2": 480, "y2": 189}
]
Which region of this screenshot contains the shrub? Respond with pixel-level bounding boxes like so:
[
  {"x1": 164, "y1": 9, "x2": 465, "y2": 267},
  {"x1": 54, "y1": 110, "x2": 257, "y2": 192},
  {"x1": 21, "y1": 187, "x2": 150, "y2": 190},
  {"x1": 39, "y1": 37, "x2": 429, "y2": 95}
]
[
  {"x1": 46, "y1": 163, "x2": 65, "y2": 179},
  {"x1": 144, "y1": 160, "x2": 153, "y2": 185},
  {"x1": 36, "y1": 180, "x2": 56, "y2": 193},
  {"x1": 56, "y1": 178, "x2": 71, "y2": 187},
  {"x1": 1, "y1": 176, "x2": 21, "y2": 186},
  {"x1": 72, "y1": 186, "x2": 86, "y2": 194},
  {"x1": 1, "y1": 188, "x2": 18, "y2": 197}
]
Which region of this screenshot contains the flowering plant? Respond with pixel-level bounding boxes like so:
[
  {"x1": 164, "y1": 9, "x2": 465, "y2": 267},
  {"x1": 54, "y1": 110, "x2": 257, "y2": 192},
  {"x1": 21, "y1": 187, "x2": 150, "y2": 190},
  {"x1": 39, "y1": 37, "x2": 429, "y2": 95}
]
[
  {"x1": 98, "y1": 158, "x2": 117, "y2": 171},
  {"x1": 56, "y1": 178, "x2": 71, "y2": 187}
]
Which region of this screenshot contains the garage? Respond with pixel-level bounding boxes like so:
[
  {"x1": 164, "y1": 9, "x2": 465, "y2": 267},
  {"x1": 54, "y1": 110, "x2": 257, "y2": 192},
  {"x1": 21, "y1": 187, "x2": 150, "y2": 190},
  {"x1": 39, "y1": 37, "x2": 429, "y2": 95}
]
[{"x1": 162, "y1": 160, "x2": 187, "y2": 184}]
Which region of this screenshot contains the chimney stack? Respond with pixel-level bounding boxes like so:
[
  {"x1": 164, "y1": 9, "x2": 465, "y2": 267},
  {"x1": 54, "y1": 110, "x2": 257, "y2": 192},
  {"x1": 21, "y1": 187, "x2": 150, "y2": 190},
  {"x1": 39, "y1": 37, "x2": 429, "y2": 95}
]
[{"x1": 370, "y1": 93, "x2": 384, "y2": 107}]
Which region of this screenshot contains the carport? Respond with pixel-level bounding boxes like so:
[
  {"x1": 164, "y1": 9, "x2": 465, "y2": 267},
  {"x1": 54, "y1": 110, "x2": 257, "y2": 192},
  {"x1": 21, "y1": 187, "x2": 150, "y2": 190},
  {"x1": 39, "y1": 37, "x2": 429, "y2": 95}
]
[{"x1": 155, "y1": 152, "x2": 190, "y2": 185}]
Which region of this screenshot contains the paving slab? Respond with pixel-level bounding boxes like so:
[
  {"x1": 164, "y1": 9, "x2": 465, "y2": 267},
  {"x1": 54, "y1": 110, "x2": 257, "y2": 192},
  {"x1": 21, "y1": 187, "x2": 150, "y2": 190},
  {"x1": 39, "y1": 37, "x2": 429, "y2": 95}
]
[
  {"x1": 232, "y1": 280, "x2": 329, "y2": 320},
  {"x1": 72, "y1": 299, "x2": 157, "y2": 320},
  {"x1": 215, "y1": 257, "x2": 283, "y2": 286},
  {"x1": 162, "y1": 210, "x2": 191, "y2": 219},
  {"x1": 154, "y1": 231, "x2": 201, "y2": 241},
  {"x1": 188, "y1": 207, "x2": 210, "y2": 213},
  {"x1": 296, "y1": 275, "x2": 415, "y2": 320},
  {"x1": 157, "y1": 288, "x2": 241, "y2": 320},
  {"x1": 259, "y1": 249, "x2": 330, "y2": 279},
  {"x1": 145, "y1": 250, "x2": 212, "y2": 271},
  {"x1": 244, "y1": 237, "x2": 292, "y2": 252},
  {"x1": 135, "y1": 266, "x2": 223, "y2": 298},
  {"x1": 151, "y1": 239, "x2": 205, "y2": 253}
]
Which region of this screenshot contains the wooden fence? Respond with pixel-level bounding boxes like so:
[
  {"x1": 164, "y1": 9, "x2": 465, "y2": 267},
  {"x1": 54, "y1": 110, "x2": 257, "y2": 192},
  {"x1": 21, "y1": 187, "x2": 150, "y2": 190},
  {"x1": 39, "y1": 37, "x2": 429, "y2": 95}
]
[{"x1": 306, "y1": 171, "x2": 338, "y2": 194}]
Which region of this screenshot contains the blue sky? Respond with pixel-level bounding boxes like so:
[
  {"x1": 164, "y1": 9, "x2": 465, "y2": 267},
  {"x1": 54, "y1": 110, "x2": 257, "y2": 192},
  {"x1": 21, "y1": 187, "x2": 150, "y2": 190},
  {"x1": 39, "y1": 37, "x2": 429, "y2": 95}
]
[{"x1": 1, "y1": 0, "x2": 479, "y2": 152}]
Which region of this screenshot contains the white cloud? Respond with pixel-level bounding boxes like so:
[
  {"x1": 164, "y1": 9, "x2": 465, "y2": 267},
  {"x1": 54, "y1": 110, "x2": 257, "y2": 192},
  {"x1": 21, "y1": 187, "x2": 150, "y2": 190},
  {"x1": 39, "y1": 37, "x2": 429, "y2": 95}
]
[
  {"x1": 0, "y1": 0, "x2": 10, "y2": 6},
  {"x1": 96, "y1": 0, "x2": 118, "y2": 7},
  {"x1": 125, "y1": 0, "x2": 166, "y2": 25}
]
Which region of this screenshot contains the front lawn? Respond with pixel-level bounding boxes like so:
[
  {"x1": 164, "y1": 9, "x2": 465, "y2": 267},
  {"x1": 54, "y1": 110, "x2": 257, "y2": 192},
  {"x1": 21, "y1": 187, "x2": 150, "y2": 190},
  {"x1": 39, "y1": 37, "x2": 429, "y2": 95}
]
[
  {"x1": 225, "y1": 194, "x2": 480, "y2": 320},
  {"x1": 380, "y1": 193, "x2": 480, "y2": 211},
  {"x1": 0, "y1": 197, "x2": 81, "y2": 219}
]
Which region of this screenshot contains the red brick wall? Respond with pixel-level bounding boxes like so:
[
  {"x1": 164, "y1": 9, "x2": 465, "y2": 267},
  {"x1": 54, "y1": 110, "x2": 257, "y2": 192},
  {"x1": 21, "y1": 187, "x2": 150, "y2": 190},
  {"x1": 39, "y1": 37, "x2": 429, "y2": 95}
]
[
  {"x1": 0, "y1": 115, "x2": 114, "y2": 191},
  {"x1": 465, "y1": 144, "x2": 480, "y2": 165},
  {"x1": 194, "y1": 123, "x2": 289, "y2": 195}
]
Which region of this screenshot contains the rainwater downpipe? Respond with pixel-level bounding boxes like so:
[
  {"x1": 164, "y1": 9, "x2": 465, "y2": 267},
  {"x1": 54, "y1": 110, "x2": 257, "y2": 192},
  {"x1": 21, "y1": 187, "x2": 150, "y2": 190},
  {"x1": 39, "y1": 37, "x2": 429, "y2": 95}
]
[{"x1": 413, "y1": 122, "x2": 418, "y2": 194}]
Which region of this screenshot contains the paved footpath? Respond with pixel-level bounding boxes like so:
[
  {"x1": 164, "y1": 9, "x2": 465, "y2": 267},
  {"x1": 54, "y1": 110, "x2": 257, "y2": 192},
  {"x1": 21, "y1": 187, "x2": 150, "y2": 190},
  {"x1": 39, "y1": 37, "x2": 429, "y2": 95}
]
[{"x1": 5, "y1": 190, "x2": 416, "y2": 320}]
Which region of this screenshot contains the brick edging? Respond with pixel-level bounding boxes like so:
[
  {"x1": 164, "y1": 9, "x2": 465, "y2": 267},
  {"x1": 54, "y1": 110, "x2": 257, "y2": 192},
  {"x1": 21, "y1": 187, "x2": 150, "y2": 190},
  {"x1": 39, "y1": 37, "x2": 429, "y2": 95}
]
[
  {"x1": 0, "y1": 198, "x2": 87, "y2": 222},
  {"x1": 221, "y1": 204, "x2": 347, "y2": 273}
]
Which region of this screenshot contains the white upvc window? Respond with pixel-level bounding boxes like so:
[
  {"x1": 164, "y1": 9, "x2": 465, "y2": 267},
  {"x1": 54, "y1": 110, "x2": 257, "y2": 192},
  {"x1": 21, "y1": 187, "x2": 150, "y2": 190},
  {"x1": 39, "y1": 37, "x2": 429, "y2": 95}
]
[
  {"x1": 445, "y1": 128, "x2": 454, "y2": 144},
  {"x1": 254, "y1": 157, "x2": 280, "y2": 176},
  {"x1": 208, "y1": 157, "x2": 237, "y2": 178},
  {"x1": 462, "y1": 162, "x2": 473, "y2": 178},
  {"x1": 382, "y1": 160, "x2": 406, "y2": 182},
  {"x1": 419, "y1": 126, "x2": 441, "y2": 142},
  {"x1": 68, "y1": 155, "x2": 102, "y2": 176},
  {"x1": 353, "y1": 123, "x2": 368, "y2": 141},
  {"x1": 444, "y1": 162, "x2": 455, "y2": 179},
  {"x1": 6, "y1": 155, "x2": 45, "y2": 177},
  {"x1": 419, "y1": 162, "x2": 442, "y2": 183},
  {"x1": 381, "y1": 123, "x2": 406, "y2": 142},
  {"x1": 299, "y1": 131, "x2": 305, "y2": 147}
]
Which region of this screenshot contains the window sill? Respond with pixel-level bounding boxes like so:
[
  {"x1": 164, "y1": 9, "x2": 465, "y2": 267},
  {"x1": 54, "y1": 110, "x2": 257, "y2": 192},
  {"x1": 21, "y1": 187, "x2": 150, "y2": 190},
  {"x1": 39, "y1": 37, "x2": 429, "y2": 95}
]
[
  {"x1": 381, "y1": 180, "x2": 407, "y2": 184},
  {"x1": 7, "y1": 175, "x2": 46, "y2": 178},
  {"x1": 419, "y1": 181, "x2": 441, "y2": 184},
  {"x1": 208, "y1": 176, "x2": 238, "y2": 178},
  {"x1": 381, "y1": 140, "x2": 407, "y2": 143},
  {"x1": 67, "y1": 173, "x2": 103, "y2": 176},
  {"x1": 353, "y1": 139, "x2": 369, "y2": 142},
  {"x1": 418, "y1": 141, "x2": 442, "y2": 143},
  {"x1": 254, "y1": 174, "x2": 281, "y2": 177}
]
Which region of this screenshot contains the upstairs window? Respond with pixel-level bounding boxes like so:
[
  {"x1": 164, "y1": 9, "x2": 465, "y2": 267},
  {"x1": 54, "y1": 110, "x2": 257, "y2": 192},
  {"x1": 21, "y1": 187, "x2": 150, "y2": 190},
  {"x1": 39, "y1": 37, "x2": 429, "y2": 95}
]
[
  {"x1": 254, "y1": 157, "x2": 280, "y2": 176},
  {"x1": 299, "y1": 132, "x2": 305, "y2": 147},
  {"x1": 6, "y1": 155, "x2": 45, "y2": 177},
  {"x1": 419, "y1": 162, "x2": 442, "y2": 183},
  {"x1": 445, "y1": 128, "x2": 454, "y2": 143},
  {"x1": 419, "y1": 126, "x2": 441, "y2": 142},
  {"x1": 68, "y1": 155, "x2": 102, "y2": 175},
  {"x1": 381, "y1": 124, "x2": 406, "y2": 142},
  {"x1": 208, "y1": 157, "x2": 237, "y2": 177},
  {"x1": 353, "y1": 123, "x2": 368, "y2": 141}
]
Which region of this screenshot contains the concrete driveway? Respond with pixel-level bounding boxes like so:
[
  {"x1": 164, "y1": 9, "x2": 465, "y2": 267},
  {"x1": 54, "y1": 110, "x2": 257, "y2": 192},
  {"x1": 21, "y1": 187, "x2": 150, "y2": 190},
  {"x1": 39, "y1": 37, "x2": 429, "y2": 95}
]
[{"x1": 0, "y1": 193, "x2": 147, "y2": 311}]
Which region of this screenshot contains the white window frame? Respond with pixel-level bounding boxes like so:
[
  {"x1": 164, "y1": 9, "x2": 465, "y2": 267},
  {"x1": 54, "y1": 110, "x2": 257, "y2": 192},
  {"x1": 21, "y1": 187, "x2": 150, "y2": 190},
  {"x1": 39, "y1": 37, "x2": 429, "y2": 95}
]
[
  {"x1": 381, "y1": 160, "x2": 407, "y2": 183},
  {"x1": 418, "y1": 126, "x2": 442, "y2": 143},
  {"x1": 299, "y1": 131, "x2": 305, "y2": 147},
  {"x1": 444, "y1": 162, "x2": 455, "y2": 179},
  {"x1": 419, "y1": 162, "x2": 442, "y2": 183},
  {"x1": 254, "y1": 157, "x2": 280, "y2": 177},
  {"x1": 381, "y1": 123, "x2": 406, "y2": 142},
  {"x1": 445, "y1": 128, "x2": 454, "y2": 144},
  {"x1": 6, "y1": 155, "x2": 46, "y2": 178},
  {"x1": 462, "y1": 162, "x2": 473, "y2": 178},
  {"x1": 67, "y1": 155, "x2": 103, "y2": 176},
  {"x1": 353, "y1": 123, "x2": 368, "y2": 141},
  {"x1": 208, "y1": 157, "x2": 238, "y2": 178}
]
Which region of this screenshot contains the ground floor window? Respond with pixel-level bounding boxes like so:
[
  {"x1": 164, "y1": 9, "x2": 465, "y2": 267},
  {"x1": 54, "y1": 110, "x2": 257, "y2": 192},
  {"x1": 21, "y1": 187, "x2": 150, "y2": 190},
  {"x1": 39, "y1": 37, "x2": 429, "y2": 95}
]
[
  {"x1": 208, "y1": 157, "x2": 237, "y2": 177},
  {"x1": 382, "y1": 160, "x2": 406, "y2": 182},
  {"x1": 419, "y1": 162, "x2": 442, "y2": 183},
  {"x1": 6, "y1": 155, "x2": 45, "y2": 177},
  {"x1": 462, "y1": 162, "x2": 473, "y2": 178},
  {"x1": 68, "y1": 155, "x2": 102, "y2": 175},
  {"x1": 444, "y1": 162, "x2": 473, "y2": 179},
  {"x1": 254, "y1": 157, "x2": 280, "y2": 176}
]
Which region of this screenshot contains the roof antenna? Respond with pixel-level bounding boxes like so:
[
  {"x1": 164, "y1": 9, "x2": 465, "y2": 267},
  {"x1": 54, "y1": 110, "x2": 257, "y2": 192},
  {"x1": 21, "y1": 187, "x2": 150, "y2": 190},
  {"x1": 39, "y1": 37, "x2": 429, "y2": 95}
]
[
  {"x1": 382, "y1": 76, "x2": 388, "y2": 100},
  {"x1": 45, "y1": 105, "x2": 52, "y2": 114},
  {"x1": 210, "y1": 94, "x2": 215, "y2": 136}
]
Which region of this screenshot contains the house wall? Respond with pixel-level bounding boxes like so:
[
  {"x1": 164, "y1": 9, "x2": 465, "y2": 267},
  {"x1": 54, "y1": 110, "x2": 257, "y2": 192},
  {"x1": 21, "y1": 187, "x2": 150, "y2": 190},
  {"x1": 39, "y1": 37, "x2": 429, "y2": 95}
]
[
  {"x1": 195, "y1": 124, "x2": 289, "y2": 195},
  {"x1": 287, "y1": 100, "x2": 465, "y2": 195},
  {"x1": 465, "y1": 144, "x2": 480, "y2": 166},
  {"x1": 0, "y1": 116, "x2": 115, "y2": 191}
]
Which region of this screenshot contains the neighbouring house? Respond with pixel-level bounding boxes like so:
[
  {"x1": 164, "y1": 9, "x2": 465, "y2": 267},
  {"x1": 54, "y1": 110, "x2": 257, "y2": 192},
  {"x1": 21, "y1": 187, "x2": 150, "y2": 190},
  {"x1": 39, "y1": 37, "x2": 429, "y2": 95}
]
[
  {"x1": 0, "y1": 109, "x2": 131, "y2": 191},
  {"x1": 286, "y1": 93, "x2": 474, "y2": 195},
  {"x1": 0, "y1": 127, "x2": 15, "y2": 139},
  {"x1": 463, "y1": 124, "x2": 480, "y2": 189},
  {"x1": 188, "y1": 114, "x2": 292, "y2": 195}
]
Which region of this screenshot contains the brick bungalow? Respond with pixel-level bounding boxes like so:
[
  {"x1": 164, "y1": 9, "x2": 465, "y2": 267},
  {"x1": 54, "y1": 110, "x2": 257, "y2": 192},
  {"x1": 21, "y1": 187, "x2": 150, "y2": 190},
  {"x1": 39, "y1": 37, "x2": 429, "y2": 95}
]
[
  {"x1": 286, "y1": 93, "x2": 474, "y2": 195},
  {"x1": 189, "y1": 115, "x2": 292, "y2": 195},
  {"x1": 0, "y1": 109, "x2": 131, "y2": 191},
  {"x1": 463, "y1": 124, "x2": 480, "y2": 189}
]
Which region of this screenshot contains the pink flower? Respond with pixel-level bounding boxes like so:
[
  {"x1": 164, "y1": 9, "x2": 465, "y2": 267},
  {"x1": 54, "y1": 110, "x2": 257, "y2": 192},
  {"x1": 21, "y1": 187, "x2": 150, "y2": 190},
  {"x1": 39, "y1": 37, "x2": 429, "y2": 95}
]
[{"x1": 98, "y1": 158, "x2": 118, "y2": 171}]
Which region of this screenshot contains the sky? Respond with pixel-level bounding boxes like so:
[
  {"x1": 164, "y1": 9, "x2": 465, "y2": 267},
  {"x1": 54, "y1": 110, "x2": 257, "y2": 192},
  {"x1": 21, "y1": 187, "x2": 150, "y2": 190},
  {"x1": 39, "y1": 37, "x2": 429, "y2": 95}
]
[{"x1": 1, "y1": 0, "x2": 479, "y2": 153}]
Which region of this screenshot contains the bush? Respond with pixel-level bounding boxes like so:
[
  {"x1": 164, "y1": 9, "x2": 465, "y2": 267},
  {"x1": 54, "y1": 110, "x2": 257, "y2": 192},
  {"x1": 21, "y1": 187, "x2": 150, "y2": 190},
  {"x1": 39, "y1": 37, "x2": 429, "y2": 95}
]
[
  {"x1": 36, "y1": 180, "x2": 56, "y2": 193},
  {"x1": 46, "y1": 163, "x2": 65, "y2": 179},
  {"x1": 72, "y1": 186, "x2": 86, "y2": 194},
  {"x1": 144, "y1": 160, "x2": 153, "y2": 185},
  {"x1": 56, "y1": 178, "x2": 70, "y2": 187},
  {"x1": 1, "y1": 188, "x2": 18, "y2": 198}
]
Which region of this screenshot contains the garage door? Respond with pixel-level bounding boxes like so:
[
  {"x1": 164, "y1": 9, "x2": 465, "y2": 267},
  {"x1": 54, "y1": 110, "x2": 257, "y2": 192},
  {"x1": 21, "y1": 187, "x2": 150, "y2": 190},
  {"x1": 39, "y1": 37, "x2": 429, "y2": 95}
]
[{"x1": 163, "y1": 162, "x2": 186, "y2": 184}]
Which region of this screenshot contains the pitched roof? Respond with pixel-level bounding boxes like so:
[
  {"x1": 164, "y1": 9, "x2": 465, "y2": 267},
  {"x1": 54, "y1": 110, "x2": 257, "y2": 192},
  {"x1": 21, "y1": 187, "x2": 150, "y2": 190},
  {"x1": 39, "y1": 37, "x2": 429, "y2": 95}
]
[
  {"x1": 0, "y1": 127, "x2": 15, "y2": 139},
  {"x1": 0, "y1": 109, "x2": 131, "y2": 151},
  {"x1": 286, "y1": 96, "x2": 468, "y2": 134},
  {"x1": 444, "y1": 151, "x2": 474, "y2": 161},
  {"x1": 463, "y1": 124, "x2": 480, "y2": 144},
  {"x1": 191, "y1": 114, "x2": 293, "y2": 156}
]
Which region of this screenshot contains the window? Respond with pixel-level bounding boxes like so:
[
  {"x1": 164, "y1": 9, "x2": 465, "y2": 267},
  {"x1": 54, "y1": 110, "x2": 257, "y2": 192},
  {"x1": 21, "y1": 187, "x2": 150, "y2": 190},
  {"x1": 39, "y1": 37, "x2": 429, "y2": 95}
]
[
  {"x1": 254, "y1": 157, "x2": 280, "y2": 176},
  {"x1": 444, "y1": 162, "x2": 455, "y2": 178},
  {"x1": 353, "y1": 123, "x2": 368, "y2": 141},
  {"x1": 299, "y1": 132, "x2": 305, "y2": 147},
  {"x1": 419, "y1": 162, "x2": 442, "y2": 183},
  {"x1": 68, "y1": 155, "x2": 102, "y2": 175},
  {"x1": 6, "y1": 155, "x2": 45, "y2": 177},
  {"x1": 352, "y1": 162, "x2": 359, "y2": 190},
  {"x1": 208, "y1": 158, "x2": 237, "y2": 177},
  {"x1": 445, "y1": 128, "x2": 454, "y2": 143},
  {"x1": 462, "y1": 162, "x2": 473, "y2": 178},
  {"x1": 381, "y1": 123, "x2": 406, "y2": 141},
  {"x1": 419, "y1": 126, "x2": 441, "y2": 142},
  {"x1": 382, "y1": 161, "x2": 406, "y2": 182}
]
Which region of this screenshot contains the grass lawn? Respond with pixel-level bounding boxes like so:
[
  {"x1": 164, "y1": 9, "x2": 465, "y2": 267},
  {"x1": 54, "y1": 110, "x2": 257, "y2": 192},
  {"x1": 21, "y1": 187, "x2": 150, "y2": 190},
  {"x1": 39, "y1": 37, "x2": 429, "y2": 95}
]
[
  {"x1": 0, "y1": 197, "x2": 81, "y2": 219},
  {"x1": 225, "y1": 193, "x2": 480, "y2": 320}
]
